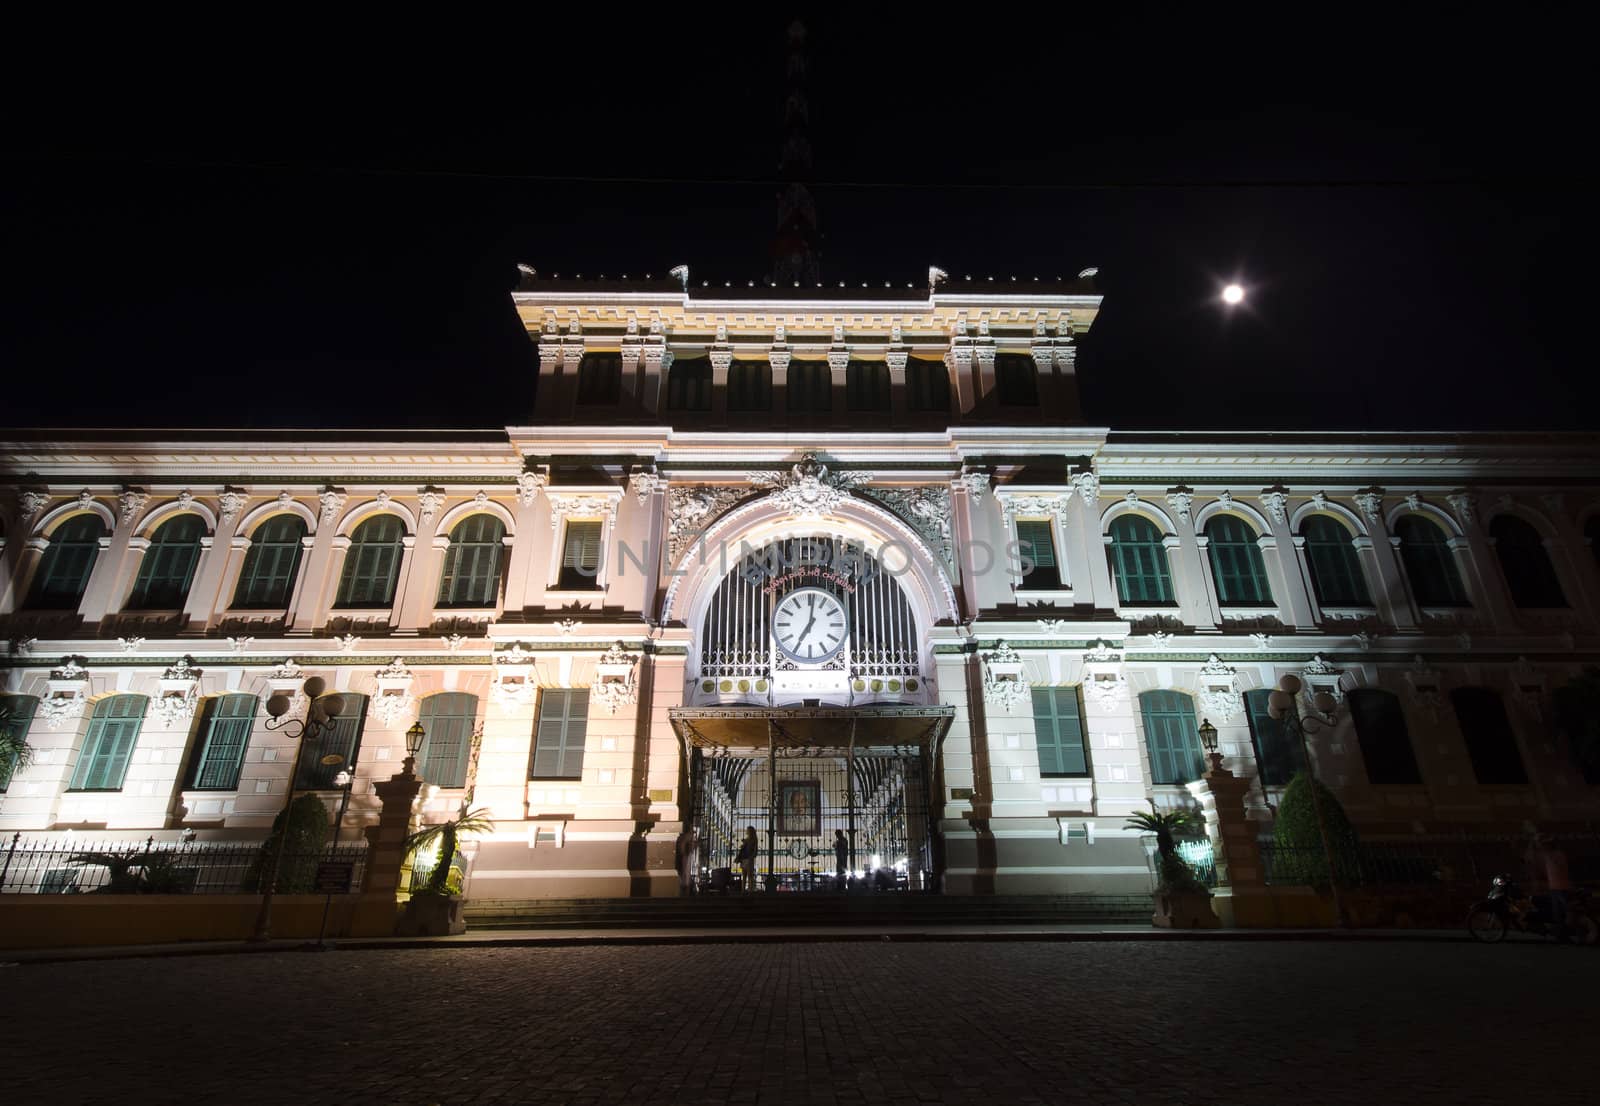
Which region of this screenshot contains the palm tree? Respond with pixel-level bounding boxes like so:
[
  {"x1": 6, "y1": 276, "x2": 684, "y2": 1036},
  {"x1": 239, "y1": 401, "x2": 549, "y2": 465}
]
[
  {"x1": 1124, "y1": 803, "x2": 1206, "y2": 892},
  {"x1": 0, "y1": 701, "x2": 35, "y2": 792},
  {"x1": 405, "y1": 806, "x2": 493, "y2": 896}
]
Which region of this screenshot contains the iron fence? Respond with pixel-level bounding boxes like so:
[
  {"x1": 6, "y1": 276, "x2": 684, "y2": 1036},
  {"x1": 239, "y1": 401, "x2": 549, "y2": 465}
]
[
  {"x1": 0, "y1": 833, "x2": 368, "y2": 895},
  {"x1": 1257, "y1": 833, "x2": 1600, "y2": 889}
]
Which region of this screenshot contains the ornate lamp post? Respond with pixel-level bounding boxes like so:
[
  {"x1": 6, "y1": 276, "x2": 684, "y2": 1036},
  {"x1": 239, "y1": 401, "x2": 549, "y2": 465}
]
[
  {"x1": 1197, "y1": 718, "x2": 1220, "y2": 771},
  {"x1": 1266, "y1": 673, "x2": 1348, "y2": 928},
  {"x1": 249, "y1": 677, "x2": 346, "y2": 943},
  {"x1": 404, "y1": 720, "x2": 427, "y2": 776}
]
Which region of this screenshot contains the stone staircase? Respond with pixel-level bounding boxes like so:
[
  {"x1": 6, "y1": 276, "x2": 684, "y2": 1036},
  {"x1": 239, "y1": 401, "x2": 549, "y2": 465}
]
[{"x1": 463, "y1": 893, "x2": 1154, "y2": 930}]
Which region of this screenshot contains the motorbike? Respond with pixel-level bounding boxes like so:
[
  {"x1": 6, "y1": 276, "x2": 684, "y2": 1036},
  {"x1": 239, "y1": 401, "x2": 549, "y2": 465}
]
[{"x1": 1466, "y1": 874, "x2": 1598, "y2": 945}]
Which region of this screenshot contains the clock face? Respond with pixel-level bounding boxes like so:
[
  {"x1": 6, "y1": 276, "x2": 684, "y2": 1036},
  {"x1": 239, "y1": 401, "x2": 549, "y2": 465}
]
[{"x1": 773, "y1": 587, "x2": 848, "y2": 664}]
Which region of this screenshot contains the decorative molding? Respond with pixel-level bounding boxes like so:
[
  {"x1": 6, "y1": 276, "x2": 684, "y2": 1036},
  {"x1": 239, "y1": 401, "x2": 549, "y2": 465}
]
[
  {"x1": 417, "y1": 487, "x2": 446, "y2": 525},
  {"x1": 1354, "y1": 631, "x2": 1377, "y2": 651},
  {"x1": 1196, "y1": 654, "x2": 1240, "y2": 721},
  {"x1": 1146, "y1": 631, "x2": 1174, "y2": 650},
  {"x1": 1259, "y1": 485, "x2": 1290, "y2": 526},
  {"x1": 981, "y1": 640, "x2": 1031, "y2": 710},
  {"x1": 591, "y1": 641, "x2": 639, "y2": 714},
  {"x1": 227, "y1": 636, "x2": 254, "y2": 654},
  {"x1": 1165, "y1": 486, "x2": 1195, "y2": 525},
  {"x1": 1083, "y1": 639, "x2": 1123, "y2": 664},
  {"x1": 547, "y1": 493, "x2": 621, "y2": 531},
  {"x1": 444, "y1": 633, "x2": 469, "y2": 653},
  {"x1": 1303, "y1": 654, "x2": 1338, "y2": 675},
  {"x1": 958, "y1": 470, "x2": 991, "y2": 502},
  {"x1": 666, "y1": 485, "x2": 749, "y2": 565},
  {"x1": 1083, "y1": 671, "x2": 1127, "y2": 711},
  {"x1": 1347, "y1": 488, "x2": 1382, "y2": 526},
  {"x1": 335, "y1": 634, "x2": 361, "y2": 654},
  {"x1": 152, "y1": 656, "x2": 203, "y2": 728},
  {"x1": 1036, "y1": 619, "x2": 1071, "y2": 637},
  {"x1": 370, "y1": 657, "x2": 416, "y2": 727},
  {"x1": 117, "y1": 637, "x2": 144, "y2": 654},
  {"x1": 1069, "y1": 470, "x2": 1099, "y2": 506},
  {"x1": 998, "y1": 492, "x2": 1071, "y2": 527},
  {"x1": 118, "y1": 489, "x2": 148, "y2": 525},
  {"x1": 860, "y1": 485, "x2": 954, "y2": 566},
  {"x1": 1404, "y1": 655, "x2": 1442, "y2": 721},
  {"x1": 1445, "y1": 491, "x2": 1476, "y2": 526},
  {"x1": 17, "y1": 489, "x2": 51, "y2": 522},
  {"x1": 175, "y1": 490, "x2": 196, "y2": 514},
  {"x1": 1200, "y1": 653, "x2": 1236, "y2": 677},
  {"x1": 218, "y1": 488, "x2": 249, "y2": 524},
  {"x1": 11, "y1": 637, "x2": 37, "y2": 657},
  {"x1": 517, "y1": 466, "x2": 549, "y2": 506},
  {"x1": 555, "y1": 618, "x2": 584, "y2": 636},
  {"x1": 1215, "y1": 490, "x2": 1235, "y2": 513},
  {"x1": 320, "y1": 488, "x2": 347, "y2": 524},
  {"x1": 492, "y1": 642, "x2": 538, "y2": 708},
  {"x1": 628, "y1": 470, "x2": 664, "y2": 504},
  {"x1": 747, "y1": 452, "x2": 871, "y2": 522},
  {"x1": 1249, "y1": 632, "x2": 1273, "y2": 651},
  {"x1": 40, "y1": 656, "x2": 91, "y2": 730}
]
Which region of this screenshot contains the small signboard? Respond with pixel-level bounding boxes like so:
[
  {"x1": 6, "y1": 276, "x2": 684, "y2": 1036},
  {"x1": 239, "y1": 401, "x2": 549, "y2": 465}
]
[
  {"x1": 313, "y1": 861, "x2": 354, "y2": 894},
  {"x1": 319, "y1": 754, "x2": 346, "y2": 767}
]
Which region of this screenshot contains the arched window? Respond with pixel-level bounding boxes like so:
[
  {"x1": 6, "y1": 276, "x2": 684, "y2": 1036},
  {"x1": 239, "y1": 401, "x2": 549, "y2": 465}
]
[
  {"x1": 787, "y1": 360, "x2": 831, "y2": 413},
  {"x1": 129, "y1": 514, "x2": 206, "y2": 609},
  {"x1": 1490, "y1": 515, "x2": 1567, "y2": 608},
  {"x1": 69, "y1": 694, "x2": 148, "y2": 791},
  {"x1": 575, "y1": 353, "x2": 621, "y2": 406},
  {"x1": 995, "y1": 353, "x2": 1038, "y2": 406},
  {"x1": 186, "y1": 694, "x2": 258, "y2": 790},
  {"x1": 29, "y1": 514, "x2": 106, "y2": 610},
  {"x1": 667, "y1": 357, "x2": 712, "y2": 411},
  {"x1": 232, "y1": 515, "x2": 307, "y2": 609},
  {"x1": 1394, "y1": 515, "x2": 1469, "y2": 607},
  {"x1": 1347, "y1": 688, "x2": 1422, "y2": 785},
  {"x1": 1301, "y1": 516, "x2": 1371, "y2": 607},
  {"x1": 1139, "y1": 690, "x2": 1203, "y2": 785},
  {"x1": 1, "y1": 693, "x2": 40, "y2": 791},
  {"x1": 1244, "y1": 688, "x2": 1304, "y2": 786},
  {"x1": 846, "y1": 360, "x2": 890, "y2": 411},
  {"x1": 727, "y1": 360, "x2": 771, "y2": 413},
  {"x1": 1107, "y1": 515, "x2": 1175, "y2": 605},
  {"x1": 1204, "y1": 515, "x2": 1273, "y2": 606},
  {"x1": 1450, "y1": 687, "x2": 1527, "y2": 785},
  {"x1": 906, "y1": 357, "x2": 949, "y2": 413},
  {"x1": 437, "y1": 515, "x2": 506, "y2": 608},
  {"x1": 417, "y1": 692, "x2": 478, "y2": 788},
  {"x1": 335, "y1": 515, "x2": 406, "y2": 608},
  {"x1": 294, "y1": 693, "x2": 368, "y2": 789}
]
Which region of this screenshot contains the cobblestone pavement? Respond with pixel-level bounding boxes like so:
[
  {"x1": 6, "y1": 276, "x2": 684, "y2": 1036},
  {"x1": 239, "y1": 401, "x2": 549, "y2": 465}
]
[{"x1": 8, "y1": 941, "x2": 1596, "y2": 1105}]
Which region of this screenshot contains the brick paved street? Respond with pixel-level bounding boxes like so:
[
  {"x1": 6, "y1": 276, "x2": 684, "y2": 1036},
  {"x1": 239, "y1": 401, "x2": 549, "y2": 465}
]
[{"x1": 7, "y1": 940, "x2": 1596, "y2": 1105}]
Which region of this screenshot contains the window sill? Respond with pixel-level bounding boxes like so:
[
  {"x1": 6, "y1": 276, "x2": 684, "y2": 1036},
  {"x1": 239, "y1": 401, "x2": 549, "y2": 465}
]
[
  {"x1": 528, "y1": 777, "x2": 583, "y2": 784},
  {"x1": 224, "y1": 607, "x2": 289, "y2": 616},
  {"x1": 545, "y1": 588, "x2": 607, "y2": 600},
  {"x1": 65, "y1": 788, "x2": 125, "y2": 794},
  {"x1": 1014, "y1": 588, "x2": 1075, "y2": 602}
]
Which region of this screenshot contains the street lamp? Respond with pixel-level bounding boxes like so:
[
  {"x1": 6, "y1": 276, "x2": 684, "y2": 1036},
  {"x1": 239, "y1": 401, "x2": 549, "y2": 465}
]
[
  {"x1": 405, "y1": 721, "x2": 426, "y2": 776},
  {"x1": 1221, "y1": 283, "x2": 1245, "y2": 305},
  {"x1": 1266, "y1": 673, "x2": 1348, "y2": 927},
  {"x1": 249, "y1": 677, "x2": 346, "y2": 943},
  {"x1": 310, "y1": 767, "x2": 357, "y2": 951},
  {"x1": 1197, "y1": 718, "x2": 1220, "y2": 771}
]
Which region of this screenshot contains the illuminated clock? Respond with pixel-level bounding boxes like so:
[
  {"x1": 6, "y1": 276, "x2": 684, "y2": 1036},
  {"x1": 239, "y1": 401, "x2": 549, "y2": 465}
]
[{"x1": 773, "y1": 587, "x2": 848, "y2": 664}]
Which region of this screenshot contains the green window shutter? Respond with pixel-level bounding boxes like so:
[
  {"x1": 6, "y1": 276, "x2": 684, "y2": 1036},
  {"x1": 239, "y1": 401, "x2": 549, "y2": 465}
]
[
  {"x1": 1394, "y1": 517, "x2": 1470, "y2": 607},
  {"x1": 788, "y1": 361, "x2": 832, "y2": 413},
  {"x1": 1139, "y1": 690, "x2": 1202, "y2": 785},
  {"x1": 31, "y1": 514, "x2": 107, "y2": 610},
  {"x1": 1301, "y1": 516, "x2": 1371, "y2": 607},
  {"x1": 1108, "y1": 516, "x2": 1174, "y2": 605},
  {"x1": 995, "y1": 354, "x2": 1038, "y2": 406},
  {"x1": 1244, "y1": 688, "x2": 1303, "y2": 786},
  {"x1": 129, "y1": 515, "x2": 206, "y2": 609},
  {"x1": 1032, "y1": 686, "x2": 1088, "y2": 777},
  {"x1": 668, "y1": 358, "x2": 712, "y2": 411},
  {"x1": 1016, "y1": 519, "x2": 1063, "y2": 589},
  {"x1": 1490, "y1": 515, "x2": 1567, "y2": 609},
  {"x1": 336, "y1": 515, "x2": 406, "y2": 608},
  {"x1": 233, "y1": 515, "x2": 307, "y2": 608},
  {"x1": 418, "y1": 692, "x2": 478, "y2": 788},
  {"x1": 294, "y1": 695, "x2": 368, "y2": 789},
  {"x1": 71, "y1": 694, "x2": 148, "y2": 791},
  {"x1": 531, "y1": 689, "x2": 588, "y2": 779},
  {"x1": 1204, "y1": 515, "x2": 1272, "y2": 606},
  {"x1": 728, "y1": 361, "x2": 772, "y2": 413},
  {"x1": 576, "y1": 354, "x2": 621, "y2": 405},
  {"x1": 846, "y1": 361, "x2": 890, "y2": 411},
  {"x1": 1347, "y1": 689, "x2": 1422, "y2": 785},
  {"x1": 1, "y1": 694, "x2": 41, "y2": 791},
  {"x1": 1451, "y1": 687, "x2": 1528, "y2": 785},
  {"x1": 907, "y1": 358, "x2": 949, "y2": 413},
  {"x1": 438, "y1": 515, "x2": 505, "y2": 607},
  {"x1": 189, "y1": 694, "x2": 257, "y2": 790}
]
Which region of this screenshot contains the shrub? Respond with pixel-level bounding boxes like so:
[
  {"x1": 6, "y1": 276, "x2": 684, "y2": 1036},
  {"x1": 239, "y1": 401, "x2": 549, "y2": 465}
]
[
  {"x1": 246, "y1": 793, "x2": 331, "y2": 893},
  {"x1": 1271, "y1": 771, "x2": 1360, "y2": 886}
]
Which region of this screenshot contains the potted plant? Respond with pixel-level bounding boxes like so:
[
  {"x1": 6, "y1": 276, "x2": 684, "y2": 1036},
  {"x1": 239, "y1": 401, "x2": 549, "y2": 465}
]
[
  {"x1": 1125, "y1": 803, "x2": 1219, "y2": 929},
  {"x1": 398, "y1": 806, "x2": 492, "y2": 936}
]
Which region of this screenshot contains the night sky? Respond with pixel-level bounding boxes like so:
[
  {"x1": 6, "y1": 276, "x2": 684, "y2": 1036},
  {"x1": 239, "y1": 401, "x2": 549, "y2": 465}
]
[{"x1": 4, "y1": 11, "x2": 1594, "y2": 433}]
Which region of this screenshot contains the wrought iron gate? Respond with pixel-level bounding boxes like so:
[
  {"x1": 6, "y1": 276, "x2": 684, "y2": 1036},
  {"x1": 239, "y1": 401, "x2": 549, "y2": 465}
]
[{"x1": 690, "y1": 745, "x2": 933, "y2": 892}]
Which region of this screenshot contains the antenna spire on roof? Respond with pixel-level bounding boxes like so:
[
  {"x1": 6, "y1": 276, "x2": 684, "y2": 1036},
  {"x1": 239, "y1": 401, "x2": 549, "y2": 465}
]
[{"x1": 770, "y1": 19, "x2": 820, "y2": 287}]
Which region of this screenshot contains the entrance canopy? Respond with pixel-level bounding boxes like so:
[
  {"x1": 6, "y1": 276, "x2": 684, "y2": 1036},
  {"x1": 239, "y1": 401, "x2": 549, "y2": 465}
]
[{"x1": 669, "y1": 705, "x2": 954, "y2": 752}]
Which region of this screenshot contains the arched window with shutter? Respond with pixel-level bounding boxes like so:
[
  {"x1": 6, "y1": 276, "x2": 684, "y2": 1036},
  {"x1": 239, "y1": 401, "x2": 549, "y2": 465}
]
[
  {"x1": 1204, "y1": 515, "x2": 1273, "y2": 606},
  {"x1": 1107, "y1": 515, "x2": 1175, "y2": 605},
  {"x1": 70, "y1": 694, "x2": 148, "y2": 791},
  {"x1": 1300, "y1": 515, "x2": 1371, "y2": 607},
  {"x1": 294, "y1": 694, "x2": 369, "y2": 789},
  {"x1": 1450, "y1": 687, "x2": 1527, "y2": 785},
  {"x1": 1490, "y1": 515, "x2": 1567, "y2": 608},
  {"x1": 233, "y1": 515, "x2": 307, "y2": 609},
  {"x1": 29, "y1": 514, "x2": 106, "y2": 610},
  {"x1": 186, "y1": 694, "x2": 258, "y2": 790},
  {"x1": 335, "y1": 515, "x2": 406, "y2": 608},
  {"x1": 1244, "y1": 688, "x2": 1304, "y2": 786},
  {"x1": 438, "y1": 515, "x2": 506, "y2": 608},
  {"x1": 129, "y1": 514, "x2": 207, "y2": 609},
  {"x1": 1394, "y1": 515, "x2": 1469, "y2": 607},
  {"x1": 418, "y1": 692, "x2": 478, "y2": 788},
  {"x1": 1139, "y1": 690, "x2": 1203, "y2": 785},
  {"x1": 1347, "y1": 688, "x2": 1423, "y2": 785}
]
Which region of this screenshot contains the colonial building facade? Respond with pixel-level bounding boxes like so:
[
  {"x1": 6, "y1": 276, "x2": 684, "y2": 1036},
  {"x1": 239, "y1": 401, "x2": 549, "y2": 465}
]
[{"x1": 2, "y1": 268, "x2": 1597, "y2": 899}]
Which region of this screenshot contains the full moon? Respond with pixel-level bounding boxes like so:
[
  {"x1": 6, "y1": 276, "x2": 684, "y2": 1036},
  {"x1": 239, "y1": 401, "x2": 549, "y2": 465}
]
[{"x1": 1221, "y1": 283, "x2": 1245, "y2": 304}]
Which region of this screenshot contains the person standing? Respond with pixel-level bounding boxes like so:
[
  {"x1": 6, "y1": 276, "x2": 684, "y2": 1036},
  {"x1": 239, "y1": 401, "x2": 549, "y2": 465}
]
[
  {"x1": 737, "y1": 826, "x2": 759, "y2": 893},
  {"x1": 834, "y1": 828, "x2": 849, "y2": 890},
  {"x1": 675, "y1": 825, "x2": 700, "y2": 896}
]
